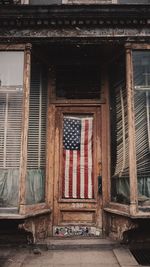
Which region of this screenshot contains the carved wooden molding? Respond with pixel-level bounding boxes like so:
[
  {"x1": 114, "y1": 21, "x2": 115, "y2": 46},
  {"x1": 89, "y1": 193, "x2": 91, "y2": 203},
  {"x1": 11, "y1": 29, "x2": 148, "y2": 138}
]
[{"x1": 0, "y1": 5, "x2": 150, "y2": 29}]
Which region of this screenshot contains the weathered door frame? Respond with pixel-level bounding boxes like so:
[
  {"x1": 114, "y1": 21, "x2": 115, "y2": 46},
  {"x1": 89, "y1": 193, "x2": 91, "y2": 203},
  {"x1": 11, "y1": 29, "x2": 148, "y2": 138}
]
[
  {"x1": 52, "y1": 106, "x2": 102, "y2": 236},
  {"x1": 46, "y1": 65, "x2": 110, "y2": 236}
]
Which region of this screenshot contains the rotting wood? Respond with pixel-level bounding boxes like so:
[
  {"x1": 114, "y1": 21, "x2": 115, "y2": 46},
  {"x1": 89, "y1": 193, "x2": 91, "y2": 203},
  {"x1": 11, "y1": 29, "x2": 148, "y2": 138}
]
[
  {"x1": 19, "y1": 43, "x2": 32, "y2": 215},
  {"x1": 96, "y1": 106, "x2": 102, "y2": 229},
  {"x1": 105, "y1": 202, "x2": 130, "y2": 214},
  {"x1": 53, "y1": 107, "x2": 61, "y2": 226},
  {"x1": 47, "y1": 105, "x2": 55, "y2": 235},
  {"x1": 101, "y1": 67, "x2": 110, "y2": 234},
  {"x1": 0, "y1": 44, "x2": 26, "y2": 50},
  {"x1": 52, "y1": 106, "x2": 102, "y2": 231},
  {"x1": 126, "y1": 45, "x2": 138, "y2": 216},
  {"x1": 101, "y1": 67, "x2": 110, "y2": 206},
  {"x1": 24, "y1": 203, "x2": 49, "y2": 214},
  {"x1": 126, "y1": 43, "x2": 150, "y2": 50}
]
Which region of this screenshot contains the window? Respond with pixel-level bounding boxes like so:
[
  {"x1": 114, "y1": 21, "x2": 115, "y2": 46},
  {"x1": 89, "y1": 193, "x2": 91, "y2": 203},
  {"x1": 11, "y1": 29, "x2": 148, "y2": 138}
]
[
  {"x1": 132, "y1": 50, "x2": 150, "y2": 208},
  {"x1": 110, "y1": 45, "x2": 150, "y2": 216},
  {"x1": 56, "y1": 65, "x2": 101, "y2": 100},
  {"x1": 110, "y1": 55, "x2": 130, "y2": 205},
  {"x1": 0, "y1": 51, "x2": 24, "y2": 208},
  {"x1": 0, "y1": 46, "x2": 48, "y2": 214}
]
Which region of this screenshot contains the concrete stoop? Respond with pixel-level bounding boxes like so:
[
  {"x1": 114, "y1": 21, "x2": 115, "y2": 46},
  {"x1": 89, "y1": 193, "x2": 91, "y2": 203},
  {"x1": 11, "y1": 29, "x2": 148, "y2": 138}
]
[
  {"x1": 0, "y1": 239, "x2": 139, "y2": 267},
  {"x1": 32, "y1": 239, "x2": 139, "y2": 267},
  {"x1": 36, "y1": 237, "x2": 120, "y2": 250}
]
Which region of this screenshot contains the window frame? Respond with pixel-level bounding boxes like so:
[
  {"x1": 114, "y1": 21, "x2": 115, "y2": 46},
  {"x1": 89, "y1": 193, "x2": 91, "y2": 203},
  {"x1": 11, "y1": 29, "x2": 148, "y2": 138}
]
[
  {"x1": 105, "y1": 43, "x2": 150, "y2": 218},
  {"x1": 49, "y1": 65, "x2": 105, "y2": 105},
  {"x1": 0, "y1": 44, "x2": 49, "y2": 218},
  {"x1": 130, "y1": 44, "x2": 150, "y2": 217}
]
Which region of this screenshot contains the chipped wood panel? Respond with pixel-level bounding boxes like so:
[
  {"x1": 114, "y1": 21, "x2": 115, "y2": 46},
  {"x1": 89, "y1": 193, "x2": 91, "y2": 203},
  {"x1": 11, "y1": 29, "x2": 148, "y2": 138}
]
[
  {"x1": 53, "y1": 106, "x2": 103, "y2": 230},
  {"x1": 19, "y1": 44, "x2": 31, "y2": 214},
  {"x1": 60, "y1": 210, "x2": 95, "y2": 223},
  {"x1": 126, "y1": 46, "x2": 138, "y2": 216}
]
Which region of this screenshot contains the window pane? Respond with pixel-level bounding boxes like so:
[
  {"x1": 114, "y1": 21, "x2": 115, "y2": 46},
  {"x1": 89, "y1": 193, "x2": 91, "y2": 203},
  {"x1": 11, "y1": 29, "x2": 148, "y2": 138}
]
[
  {"x1": 133, "y1": 51, "x2": 150, "y2": 89},
  {"x1": 56, "y1": 65, "x2": 101, "y2": 100},
  {"x1": 110, "y1": 56, "x2": 130, "y2": 204},
  {"x1": 0, "y1": 52, "x2": 24, "y2": 208},
  {"x1": 26, "y1": 64, "x2": 47, "y2": 205},
  {"x1": 133, "y1": 51, "x2": 150, "y2": 208},
  {"x1": 0, "y1": 52, "x2": 24, "y2": 88}
]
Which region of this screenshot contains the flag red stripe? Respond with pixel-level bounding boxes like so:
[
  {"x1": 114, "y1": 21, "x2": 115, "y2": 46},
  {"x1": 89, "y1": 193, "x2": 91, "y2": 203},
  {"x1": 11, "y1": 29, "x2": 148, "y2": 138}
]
[
  {"x1": 62, "y1": 150, "x2": 66, "y2": 198},
  {"x1": 84, "y1": 119, "x2": 89, "y2": 198},
  {"x1": 69, "y1": 150, "x2": 73, "y2": 198},
  {"x1": 77, "y1": 150, "x2": 80, "y2": 198}
]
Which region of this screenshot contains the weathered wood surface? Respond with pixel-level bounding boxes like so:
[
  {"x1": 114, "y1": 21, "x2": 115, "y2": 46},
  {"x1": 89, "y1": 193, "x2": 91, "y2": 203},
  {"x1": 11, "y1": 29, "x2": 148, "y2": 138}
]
[
  {"x1": 126, "y1": 45, "x2": 138, "y2": 216},
  {"x1": 0, "y1": 5, "x2": 150, "y2": 41},
  {"x1": 52, "y1": 106, "x2": 103, "y2": 230},
  {"x1": 19, "y1": 44, "x2": 31, "y2": 215}
]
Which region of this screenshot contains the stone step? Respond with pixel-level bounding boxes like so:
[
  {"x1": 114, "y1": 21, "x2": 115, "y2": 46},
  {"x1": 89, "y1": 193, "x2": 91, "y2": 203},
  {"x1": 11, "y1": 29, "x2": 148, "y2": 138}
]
[{"x1": 36, "y1": 238, "x2": 120, "y2": 250}]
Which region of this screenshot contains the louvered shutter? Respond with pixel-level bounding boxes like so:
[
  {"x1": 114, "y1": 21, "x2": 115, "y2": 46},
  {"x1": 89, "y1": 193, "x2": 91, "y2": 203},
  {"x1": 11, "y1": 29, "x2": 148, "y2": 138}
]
[
  {"x1": 0, "y1": 51, "x2": 24, "y2": 170},
  {"x1": 135, "y1": 91, "x2": 150, "y2": 177},
  {"x1": 110, "y1": 55, "x2": 130, "y2": 204},
  {"x1": 0, "y1": 89, "x2": 23, "y2": 169},
  {"x1": 110, "y1": 56, "x2": 129, "y2": 179},
  {"x1": 0, "y1": 51, "x2": 24, "y2": 207},
  {"x1": 113, "y1": 85, "x2": 129, "y2": 178},
  {"x1": 27, "y1": 65, "x2": 47, "y2": 169},
  {"x1": 26, "y1": 64, "x2": 47, "y2": 204}
]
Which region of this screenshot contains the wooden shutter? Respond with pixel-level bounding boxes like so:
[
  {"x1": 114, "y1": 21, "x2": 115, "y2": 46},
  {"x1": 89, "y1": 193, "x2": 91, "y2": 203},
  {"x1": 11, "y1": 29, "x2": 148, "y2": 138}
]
[
  {"x1": 27, "y1": 65, "x2": 47, "y2": 169},
  {"x1": 113, "y1": 85, "x2": 129, "y2": 177},
  {"x1": 134, "y1": 91, "x2": 150, "y2": 178},
  {"x1": 0, "y1": 88, "x2": 23, "y2": 169},
  {"x1": 110, "y1": 55, "x2": 129, "y2": 178}
]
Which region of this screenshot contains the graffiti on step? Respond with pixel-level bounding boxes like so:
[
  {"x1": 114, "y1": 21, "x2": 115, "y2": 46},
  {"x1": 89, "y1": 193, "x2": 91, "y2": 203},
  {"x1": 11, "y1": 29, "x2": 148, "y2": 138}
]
[{"x1": 53, "y1": 226, "x2": 101, "y2": 237}]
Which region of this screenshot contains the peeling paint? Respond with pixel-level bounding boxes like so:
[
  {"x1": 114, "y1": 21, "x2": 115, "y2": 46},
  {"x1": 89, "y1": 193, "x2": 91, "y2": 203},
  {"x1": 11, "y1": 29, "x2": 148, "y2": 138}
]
[{"x1": 53, "y1": 226, "x2": 102, "y2": 237}]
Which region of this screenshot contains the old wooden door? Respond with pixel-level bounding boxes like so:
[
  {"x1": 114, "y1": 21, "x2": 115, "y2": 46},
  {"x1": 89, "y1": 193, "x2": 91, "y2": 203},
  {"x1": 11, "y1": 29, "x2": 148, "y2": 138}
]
[{"x1": 53, "y1": 106, "x2": 102, "y2": 237}]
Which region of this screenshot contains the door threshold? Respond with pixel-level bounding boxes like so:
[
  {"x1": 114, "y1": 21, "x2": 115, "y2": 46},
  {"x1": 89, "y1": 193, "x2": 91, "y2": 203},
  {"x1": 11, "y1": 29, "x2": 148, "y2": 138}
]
[{"x1": 36, "y1": 237, "x2": 119, "y2": 251}]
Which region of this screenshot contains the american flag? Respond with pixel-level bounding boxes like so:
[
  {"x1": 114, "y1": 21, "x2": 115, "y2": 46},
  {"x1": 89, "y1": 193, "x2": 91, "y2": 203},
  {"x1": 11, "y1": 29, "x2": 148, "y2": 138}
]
[{"x1": 62, "y1": 116, "x2": 94, "y2": 199}]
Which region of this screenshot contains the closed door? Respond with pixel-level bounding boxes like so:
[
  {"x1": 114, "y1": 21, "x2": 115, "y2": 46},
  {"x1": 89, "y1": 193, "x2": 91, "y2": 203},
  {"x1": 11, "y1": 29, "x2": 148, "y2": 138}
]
[{"x1": 53, "y1": 106, "x2": 102, "y2": 237}]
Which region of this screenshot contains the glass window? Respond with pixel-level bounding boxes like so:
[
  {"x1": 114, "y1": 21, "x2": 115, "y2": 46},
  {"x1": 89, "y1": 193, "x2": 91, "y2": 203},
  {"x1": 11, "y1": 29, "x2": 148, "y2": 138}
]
[
  {"x1": 56, "y1": 65, "x2": 101, "y2": 100},
  {"x1": 110, "y1": 56, "x2": 130, "y2": 204},
  {"x1": 133, "y1": 51, "x2": 150, "y2": 207},
  {"x1": 0, "y1": 52, "x2": 24, "y2": 208}
]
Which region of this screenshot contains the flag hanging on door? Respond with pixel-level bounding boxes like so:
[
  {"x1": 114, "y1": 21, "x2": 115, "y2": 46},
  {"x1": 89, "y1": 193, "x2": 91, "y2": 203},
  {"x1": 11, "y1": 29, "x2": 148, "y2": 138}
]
[{"x1": 62, "y1": 116, "x2": 94, "y2": 199}]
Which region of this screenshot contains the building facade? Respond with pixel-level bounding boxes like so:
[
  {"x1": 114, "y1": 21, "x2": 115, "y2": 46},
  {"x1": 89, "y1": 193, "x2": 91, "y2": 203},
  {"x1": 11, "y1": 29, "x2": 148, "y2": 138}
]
[{"x1": 0, "y1": 0, "x2": 150, "y2": 242}]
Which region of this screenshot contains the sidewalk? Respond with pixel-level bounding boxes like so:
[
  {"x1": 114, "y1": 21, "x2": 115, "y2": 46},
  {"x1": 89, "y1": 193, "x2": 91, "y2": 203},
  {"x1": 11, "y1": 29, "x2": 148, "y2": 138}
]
[{"x1": 0, "y1": 239, "x2": 140, "y2": 267}]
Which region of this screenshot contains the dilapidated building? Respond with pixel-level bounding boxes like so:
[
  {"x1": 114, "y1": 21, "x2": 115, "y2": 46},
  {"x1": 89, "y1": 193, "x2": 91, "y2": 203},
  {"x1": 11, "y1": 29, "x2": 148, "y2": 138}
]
[{"x1": 0, "y1": 0, "x2": 150, "y2": 243}]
